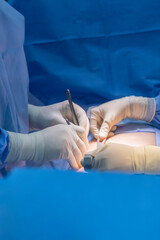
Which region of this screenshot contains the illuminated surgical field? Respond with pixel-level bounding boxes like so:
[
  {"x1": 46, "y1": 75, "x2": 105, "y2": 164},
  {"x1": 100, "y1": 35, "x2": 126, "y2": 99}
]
[
  {"x1": 77, "y1": 132, "x2": 156, "y2": 172},
  {"x1": 88, "y1": 132, "x2": 156, "y2": 152}
]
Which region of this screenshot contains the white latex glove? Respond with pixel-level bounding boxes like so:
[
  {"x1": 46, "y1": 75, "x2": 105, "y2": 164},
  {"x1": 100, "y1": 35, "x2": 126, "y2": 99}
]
[
  {"x1": 6, "y1": 124, "x2": 87, "y2": 169},
  {"x1": 28, "y1": 101, "x2": 89, "y2": 148},
  {"x1": 81, "y1": 143, "x2": 160, "y2": 174},
  {"x1": 90, "y1": 96, "x2": 156, "y2": 141}
]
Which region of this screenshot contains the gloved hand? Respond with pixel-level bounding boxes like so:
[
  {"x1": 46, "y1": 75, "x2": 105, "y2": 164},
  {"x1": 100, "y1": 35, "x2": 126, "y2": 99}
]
[
  {"x1": 6, "y1": 124, "x2": 87, "y2": 169},
  {"x1": 81, "y1": 143, "x2": 160, "y2": 174},
  {"x1": 28, "y1": 101, "x2": 89, "y2": 148},
  {"x1": 90, "y1": 96, "x2": 156, "y2": 141}
]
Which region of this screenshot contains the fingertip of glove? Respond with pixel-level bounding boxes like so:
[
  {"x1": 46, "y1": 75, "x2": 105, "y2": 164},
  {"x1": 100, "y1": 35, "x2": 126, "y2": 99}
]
[{"x1": 99, "y1": 132, "x2": 107, "y2": 142}]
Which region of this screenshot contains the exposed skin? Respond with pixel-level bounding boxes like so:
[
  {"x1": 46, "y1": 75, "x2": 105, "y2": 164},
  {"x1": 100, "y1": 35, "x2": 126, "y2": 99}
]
[{"x1": 88, "y1": 132, "x2": 156, "y2": 152}]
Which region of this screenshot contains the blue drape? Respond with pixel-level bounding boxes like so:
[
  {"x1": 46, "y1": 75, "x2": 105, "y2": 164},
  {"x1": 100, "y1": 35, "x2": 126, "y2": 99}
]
[{"x1": 9, "y1": 0, "x2": 160, "y2": 107}]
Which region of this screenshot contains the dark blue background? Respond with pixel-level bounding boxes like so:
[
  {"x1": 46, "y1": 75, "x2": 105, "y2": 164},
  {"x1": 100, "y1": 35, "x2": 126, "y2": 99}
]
[{"x1": 9, "y1": 0, "x2": 160, "y2": 106}]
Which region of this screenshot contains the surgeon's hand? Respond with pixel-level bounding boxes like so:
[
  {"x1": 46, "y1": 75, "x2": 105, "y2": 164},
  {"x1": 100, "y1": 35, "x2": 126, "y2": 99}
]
[
  {"x1": 28, "y1": 101, "x2": 89, "y2": 148},
  {"x1": 81, "y1": 143, "x2": 160, "y2": 174},
  {"x1": 6, "y1": 124, "x2": 87, "y2": 169},
  {"x1": 90, "y1": 96, "x2": 156, "y2": 141}
]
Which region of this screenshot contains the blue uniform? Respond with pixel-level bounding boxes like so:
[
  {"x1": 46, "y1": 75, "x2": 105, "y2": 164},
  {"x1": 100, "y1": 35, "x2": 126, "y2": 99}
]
[
  {"x1": 150, "y1": 95, "x2": 160, "y2": 129},
  {"x1": 0, "y1": 1, "x2": 29, "y2": 169}
]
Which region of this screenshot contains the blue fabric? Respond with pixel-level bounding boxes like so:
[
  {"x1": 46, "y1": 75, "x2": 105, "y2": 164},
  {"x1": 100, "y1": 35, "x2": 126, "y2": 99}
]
[
  {"x1": 9, "y1": 0, "x2": 160, "y2": 107},
  {"x1": 150, "y1": 94, "x2": 160, "y2": 129},
  {"x1": 0, "y1": 1, "x2": 29, "y2": 133},
  {"x1": 0, "y1": 1, "x2": 29, "y2": 163},
  {"x1": 0, "y1": 129, "x2": 9, "y2": 164},
  {"x1": 1, "y1": 168, "x2": 160, "y2": 240}
]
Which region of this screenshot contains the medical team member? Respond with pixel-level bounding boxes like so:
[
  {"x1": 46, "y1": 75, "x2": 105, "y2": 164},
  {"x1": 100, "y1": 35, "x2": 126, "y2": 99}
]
[
  {"x1": 0, "y1": 1, "x2": 89, "y2": 172},
  {"x1": 82, "y1": 95, "x2": 160, "y2": 173}
]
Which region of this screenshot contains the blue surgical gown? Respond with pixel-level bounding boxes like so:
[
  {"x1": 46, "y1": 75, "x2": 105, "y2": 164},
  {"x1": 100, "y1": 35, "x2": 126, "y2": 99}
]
[{"x1": 0, "y1": 1, "x2": 29, "y2": 166}]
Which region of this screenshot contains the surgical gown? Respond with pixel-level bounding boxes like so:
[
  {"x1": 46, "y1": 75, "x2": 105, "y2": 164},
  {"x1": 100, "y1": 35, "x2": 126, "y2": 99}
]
[{"x1": 0, "y1": 1, "x2": 29, "y2": 168}]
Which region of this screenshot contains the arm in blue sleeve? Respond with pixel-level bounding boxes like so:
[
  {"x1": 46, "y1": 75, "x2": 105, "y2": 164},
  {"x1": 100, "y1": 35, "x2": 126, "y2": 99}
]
[
  {"x1": 150, "y1": 94, "x2": 160, "y2": 129},
  {"x1": 0, "y1": 128, "x2": 10, "y2": 164}
]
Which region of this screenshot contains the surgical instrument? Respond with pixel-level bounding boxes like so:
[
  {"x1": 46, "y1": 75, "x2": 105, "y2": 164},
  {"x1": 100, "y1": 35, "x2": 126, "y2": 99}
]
[{"x1": 66, "y1": 89, "x2": 79, "y2": 126}]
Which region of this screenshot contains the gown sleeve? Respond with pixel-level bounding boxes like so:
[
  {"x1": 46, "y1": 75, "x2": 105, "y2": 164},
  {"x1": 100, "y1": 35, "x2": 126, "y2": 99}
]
[
  {"x1": 150, "y1": 94, "x2": 160, "y2": 129},
  {"x1": 0, "y1": 128, "x2": 10, "y2": 164}
]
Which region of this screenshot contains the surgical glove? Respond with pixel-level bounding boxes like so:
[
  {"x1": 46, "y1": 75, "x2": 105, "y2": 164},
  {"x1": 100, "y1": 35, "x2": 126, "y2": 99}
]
[
  {"x1": 6, "y1": 124, "x2": 87, "y2": 169},
  {"x1": 81, "y1": 143, "x2": 160, "y2": 174},
  {"x1": 90, "y1": 96, "x2": 156, "y2": 141},
  {"x1": 28, "y1": 101, "x2": 89, "y2": 148}
]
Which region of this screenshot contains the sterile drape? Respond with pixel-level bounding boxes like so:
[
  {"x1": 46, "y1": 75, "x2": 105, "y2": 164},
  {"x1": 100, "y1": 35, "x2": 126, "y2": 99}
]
[{"x1": 9, "y1": 0, "x2": 160, "y2": 107}]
